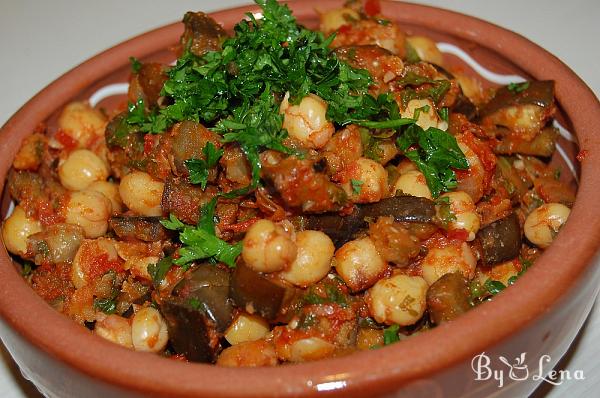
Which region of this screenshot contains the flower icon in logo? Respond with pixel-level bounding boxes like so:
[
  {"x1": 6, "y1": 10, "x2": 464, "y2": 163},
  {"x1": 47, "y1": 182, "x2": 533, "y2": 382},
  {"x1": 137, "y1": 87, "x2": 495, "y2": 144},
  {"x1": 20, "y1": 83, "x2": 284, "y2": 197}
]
[{"x1": 499, "y1": 353, "x2": 529, "y2": 381}]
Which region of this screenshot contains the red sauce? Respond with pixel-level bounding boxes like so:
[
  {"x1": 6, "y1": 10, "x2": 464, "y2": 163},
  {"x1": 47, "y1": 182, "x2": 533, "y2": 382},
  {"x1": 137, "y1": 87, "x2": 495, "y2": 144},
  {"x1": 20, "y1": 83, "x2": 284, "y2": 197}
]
[
  {"x1": 364, "y1": 0, "x2": 381, "y2": 16},
  {"x1": 54, "y1": 129, "x2": 78, "y2": 151},
  {"x1": 576, "y1": 150, "x2": 588, "y2": 162}
]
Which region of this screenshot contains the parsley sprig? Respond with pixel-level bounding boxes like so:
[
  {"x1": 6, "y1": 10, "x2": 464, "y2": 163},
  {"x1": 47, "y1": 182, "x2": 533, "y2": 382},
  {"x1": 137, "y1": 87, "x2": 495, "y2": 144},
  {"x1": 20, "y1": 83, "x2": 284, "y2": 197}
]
[{"x1": 160, "y1": 198, "x2": 242, "y2": 269}]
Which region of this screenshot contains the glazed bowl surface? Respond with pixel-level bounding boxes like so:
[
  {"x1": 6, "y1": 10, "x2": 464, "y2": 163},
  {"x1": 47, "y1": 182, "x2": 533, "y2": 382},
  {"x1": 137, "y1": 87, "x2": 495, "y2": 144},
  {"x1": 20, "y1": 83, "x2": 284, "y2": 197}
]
[{"x1": 1, "y1": 1, "x2": 600, "y2": 397}]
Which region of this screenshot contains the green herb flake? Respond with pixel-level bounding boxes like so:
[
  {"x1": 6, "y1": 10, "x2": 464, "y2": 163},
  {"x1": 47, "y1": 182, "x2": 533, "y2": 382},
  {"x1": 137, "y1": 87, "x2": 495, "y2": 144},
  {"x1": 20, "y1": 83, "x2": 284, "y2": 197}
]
[
  {"x1": 383, "y1": 324, "x2": 400, "y2": 345},
  {"x1": 484, "y1": 279, "x2": 507, "y2": 295},
  {"x1": 397, "y1": 125, "x2": 469, "y2": 198},
  {"x1": 94, "y1": 297, "x2": 117, "y2": 314},
  {"x1": 148, "y1": 256, "x2": 173, "y2": 287},
  {"x1": 129, "y1": 57, "x2": 142, "y2": 73},
  {"x1": 163, "y1": 199, "x2": 242, "y2": 269},
  {"x1": 185, "y1": 142, "x2": 224, "y2": 189},
  {"x1": 351, "y1": 179, "x2": 364, "y2": 194},
  {"x1": 507, "y1": 81, "x2": 530, "y2": 94},
  {"x1": 438, "y1": 107, "x2": 449, "y2": 122}
]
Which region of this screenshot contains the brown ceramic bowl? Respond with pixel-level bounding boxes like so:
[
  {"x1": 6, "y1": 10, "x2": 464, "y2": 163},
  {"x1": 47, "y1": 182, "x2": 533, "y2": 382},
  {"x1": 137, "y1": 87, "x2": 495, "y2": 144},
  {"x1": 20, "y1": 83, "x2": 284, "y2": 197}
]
[{"x1": 1, "y1": 1, "x2": 599, "y2": 397}]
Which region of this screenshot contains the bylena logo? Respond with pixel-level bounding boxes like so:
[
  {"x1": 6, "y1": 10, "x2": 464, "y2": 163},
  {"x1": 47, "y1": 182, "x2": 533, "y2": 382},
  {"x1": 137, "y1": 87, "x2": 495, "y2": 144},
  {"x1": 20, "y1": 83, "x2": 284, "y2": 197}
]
[{"x1": 471, "y1": 352, "x2": 585, "y2": 388}]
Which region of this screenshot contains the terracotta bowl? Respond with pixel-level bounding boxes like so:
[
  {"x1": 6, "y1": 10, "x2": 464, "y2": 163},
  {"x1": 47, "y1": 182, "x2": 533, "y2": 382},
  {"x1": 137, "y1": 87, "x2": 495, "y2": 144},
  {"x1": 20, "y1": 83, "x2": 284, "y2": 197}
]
[{"x1": 1, "y1": 1, "x2": 599, "y2": 397}]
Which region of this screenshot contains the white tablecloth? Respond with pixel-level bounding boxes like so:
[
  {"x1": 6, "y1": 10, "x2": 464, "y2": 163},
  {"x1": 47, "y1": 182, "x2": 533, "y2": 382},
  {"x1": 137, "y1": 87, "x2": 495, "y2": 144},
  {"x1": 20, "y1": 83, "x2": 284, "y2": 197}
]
[{"x1": 0, "y1": 1, "x2": 598, "y2": 397}]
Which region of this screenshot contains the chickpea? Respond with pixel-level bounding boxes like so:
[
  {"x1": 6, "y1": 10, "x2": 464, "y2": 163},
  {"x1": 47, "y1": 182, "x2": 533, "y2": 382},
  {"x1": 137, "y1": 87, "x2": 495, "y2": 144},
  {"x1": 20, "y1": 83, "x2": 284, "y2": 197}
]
[
  {"x1": 393, "y1": 170, "x2": 432, "y2": 199},
  {"x1": 119, "y1": 171, "x2": 164, "y2": 217},
  {"x1": 421, "y1": 242, "x2": 476, "y2": 285},
  {"x1": 58, "y1": 149, "x2": 109, "y2": 191},
  {"x1": 438, "y1": 191, "x2": 480, "y2": 241},
  {"x1": 94, "y1": 314, "x2": 133, "y2": 349},
  {"x1": 367, "y1": 274, "x2": 428, "y2": 326},
  {"x1": 334, "y1": 237, "x2": 388, "y2": 292},
  {"x1": 87, "y1": 180, "x2": 124, "y2": 214},
  {"x1": 224, "y1": 313, "x2": 270, "y2": 345},
  {"x1": 242, "y1": 219, "x2": 297, "y2": 273},
  {"x1": 65, "y1": 190, "x2": 112, "y2": 238},
  {"x1": 524, "y1": 203, "x2": 570, "y2": 249},
  {"x1": 319, "y1": 8, "x2": 360, "y2": 34},
  {"x1": 401, "y1": 99, "x2": 446, "y2": 131},
  {"x1": 217, "y1": 339, "x2": 278, "y2": 367},
  {"x1": 342, "y1": 157, "x2": 388, "y2": 203},
  {"x1": 406, "y1": 36, "x2": 444, "y2": 66},
  {"x1": 476, "y1": 259, "x2": 520, "y2": 286},
  {"x1": 131, "y1": 307, "x2": 169, "y2": 353},
  {"x1": 1, "y1": 206, "x2": 42, "y2": 256},
  {"x1": 71, "y1": 238, "x2": 119, "y2": 288},
  {"x1": 285, "y1": 337, "x2": 335, "y2": 363},
  {"x1": 280, "y1": 93, "x2": 334, "y2": 149},
  {"x1": 57, "y1": 101, "x2": 107, "y2": 148},
  {"x1": 279, "y1": 230, "x2": 334, "y2": 287},
  {"x1": 396, "y1": 158, "x2": 418, "y2": 175}
]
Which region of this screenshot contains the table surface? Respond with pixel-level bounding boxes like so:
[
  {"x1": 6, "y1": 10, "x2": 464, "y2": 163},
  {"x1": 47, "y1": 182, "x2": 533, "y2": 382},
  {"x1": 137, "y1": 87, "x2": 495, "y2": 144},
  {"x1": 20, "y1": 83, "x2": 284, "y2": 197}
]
[{"x1": 0, "y1": 1, "x2": 598, "y2": 397}]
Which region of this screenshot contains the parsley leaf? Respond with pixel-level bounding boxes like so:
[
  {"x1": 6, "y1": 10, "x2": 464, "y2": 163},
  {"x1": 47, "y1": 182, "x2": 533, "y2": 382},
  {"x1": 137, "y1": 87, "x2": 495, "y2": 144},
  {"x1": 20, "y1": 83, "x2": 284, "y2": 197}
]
[
  {"x1": 147, "y1": 257, "x2": 173, "y2": 287},
  {"x1": 397, "y1": 125, "x2": 469, "y2": 198},
  {"x1": 163, "y1": 198, "x2": 242, "y2": 268},
  {"x1": 507, "y1": 81, "x2": 530, "y2": 93},
  {"x1": 351, "y1": 179, "x2": 364, "y2": 194},
  {"x1": 383, "y1": 324, "x2": 400, "y2": 345},
  {"x1": 185, "y1": 142, "x2": 224, "y2": 189},
  {"x1": 93, "y1": 297, "x2": 117, "y2": 314},
  {"x1": 129, "y1": 57, "x2": 142, "y2": 73}
]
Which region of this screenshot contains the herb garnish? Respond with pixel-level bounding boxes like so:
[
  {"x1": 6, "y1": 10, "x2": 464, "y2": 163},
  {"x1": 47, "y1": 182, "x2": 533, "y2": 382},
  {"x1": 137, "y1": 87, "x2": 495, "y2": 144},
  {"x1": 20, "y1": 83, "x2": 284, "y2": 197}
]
[
  {"x1": 383, "y1": 324, "x2": 400, "y2": 345},
  {"x1": 121, "y1": 0, "x2": 465, "y2": 199},
  {"x1": 507, "y1": 81, "x2": 530, "y2": 94},
  {"x1": 185, "y1": 142, "x2": 224, "y2": 189},
  {"x1": 161, "y1": 198, "x2": 242, "y2": 269},
  {"x1": 351, "y1": 179, "x2": 364, "y2": 194},
  {"x1": 397, "y1": 124, "x2": 469, "y2": 198}
]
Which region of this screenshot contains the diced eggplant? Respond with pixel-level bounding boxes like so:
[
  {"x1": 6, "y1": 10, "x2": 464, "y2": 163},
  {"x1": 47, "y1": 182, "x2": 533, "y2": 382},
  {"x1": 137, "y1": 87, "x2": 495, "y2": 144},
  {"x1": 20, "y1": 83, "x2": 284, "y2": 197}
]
[
  {"x1": 161, "y1": 177, "x2": 216, "y2": 224},
  {"x1": 479, "y1": 81, "x2": 555, "y2": 140},
  {"x1": 160, "y1": 264, "x2": 234, "y2": 363},
  {"x1": 173, "y1": 264, "x2": 233, "y2": 332},
  {"x1": 494, "y1": 126, "x2": 558, "y2": 157},
  {"x1": 180, "y1": 12, "x2": 227, "y2": 57},
  {"x1": 160, "y1": 298, "x2": 221, "y2": 363},
  {"x1": 303, "y1": 195, "x2": 436, "y2": 247},
  {"x1": 229, "y1": 263, "x2": 297, "y2": 320},
  {"x1": 476, "y1": 213, "x2": 522, "y2": 266},
  {"x1": 27, "y1": 223, "x2": 85, "y2": 265},
  {"x1": 109, "y1": 216, "x2": 172, "y2": 242},
  {"x1": 169, "y1": 121, "x2": 221, "y2": 176},
  {"x1": 302, "y1": 211, "x2": 364, "y2": 247},
  {"x1": 361, "y1": 196, "x2": 436, "y2": 223},
  {"x1": 426, "y1": 272, "x2": 471, "y2": 324},
  {"x1": 130, "y1": 63, "x2": 168, "y2": 109}
]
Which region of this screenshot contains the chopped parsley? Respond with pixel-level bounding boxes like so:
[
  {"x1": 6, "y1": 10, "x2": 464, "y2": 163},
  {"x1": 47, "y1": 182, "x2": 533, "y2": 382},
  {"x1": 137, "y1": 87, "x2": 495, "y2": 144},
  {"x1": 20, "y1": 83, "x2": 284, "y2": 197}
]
[
  {"x1": 147, "y1": 256, "x2": 173, "y2": 287},
  {"x1": 383, "y1": 324, "x2": 400, "y2": 345},
  {"x1": 438, "y1": 107, "x2": 449, "y2": 122},
  {"x1": 129, "y1": 56, "x2": 142, "y2": 73},
  {"x1": 351, "y1": 179, "x2": 364, "y2": 194},
  {"x1": 120, "y1": 0, "x2": 465, "y2": 199},
  {"x1": 397, "y1": 124, "x2": 469, "y2": 198},
  {"x1": 93, "y1": 297, "x2": 117, "y2": 314},
  {"x1": 507, "y1": 81, "x2": 530, "y2": 94},
  {"x1": 185, "y1": 142, "x2": 224, "y2": 189},
  {"x1": 160, "y1": 198, "x2": 242, "y2": 269}
]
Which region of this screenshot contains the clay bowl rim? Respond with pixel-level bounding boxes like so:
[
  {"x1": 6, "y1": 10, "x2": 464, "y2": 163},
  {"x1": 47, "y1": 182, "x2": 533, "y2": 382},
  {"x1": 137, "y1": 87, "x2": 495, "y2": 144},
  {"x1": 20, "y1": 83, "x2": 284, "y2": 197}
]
[{"x1": 1, "y1": 1, "x2": 600, "y2": 397}]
